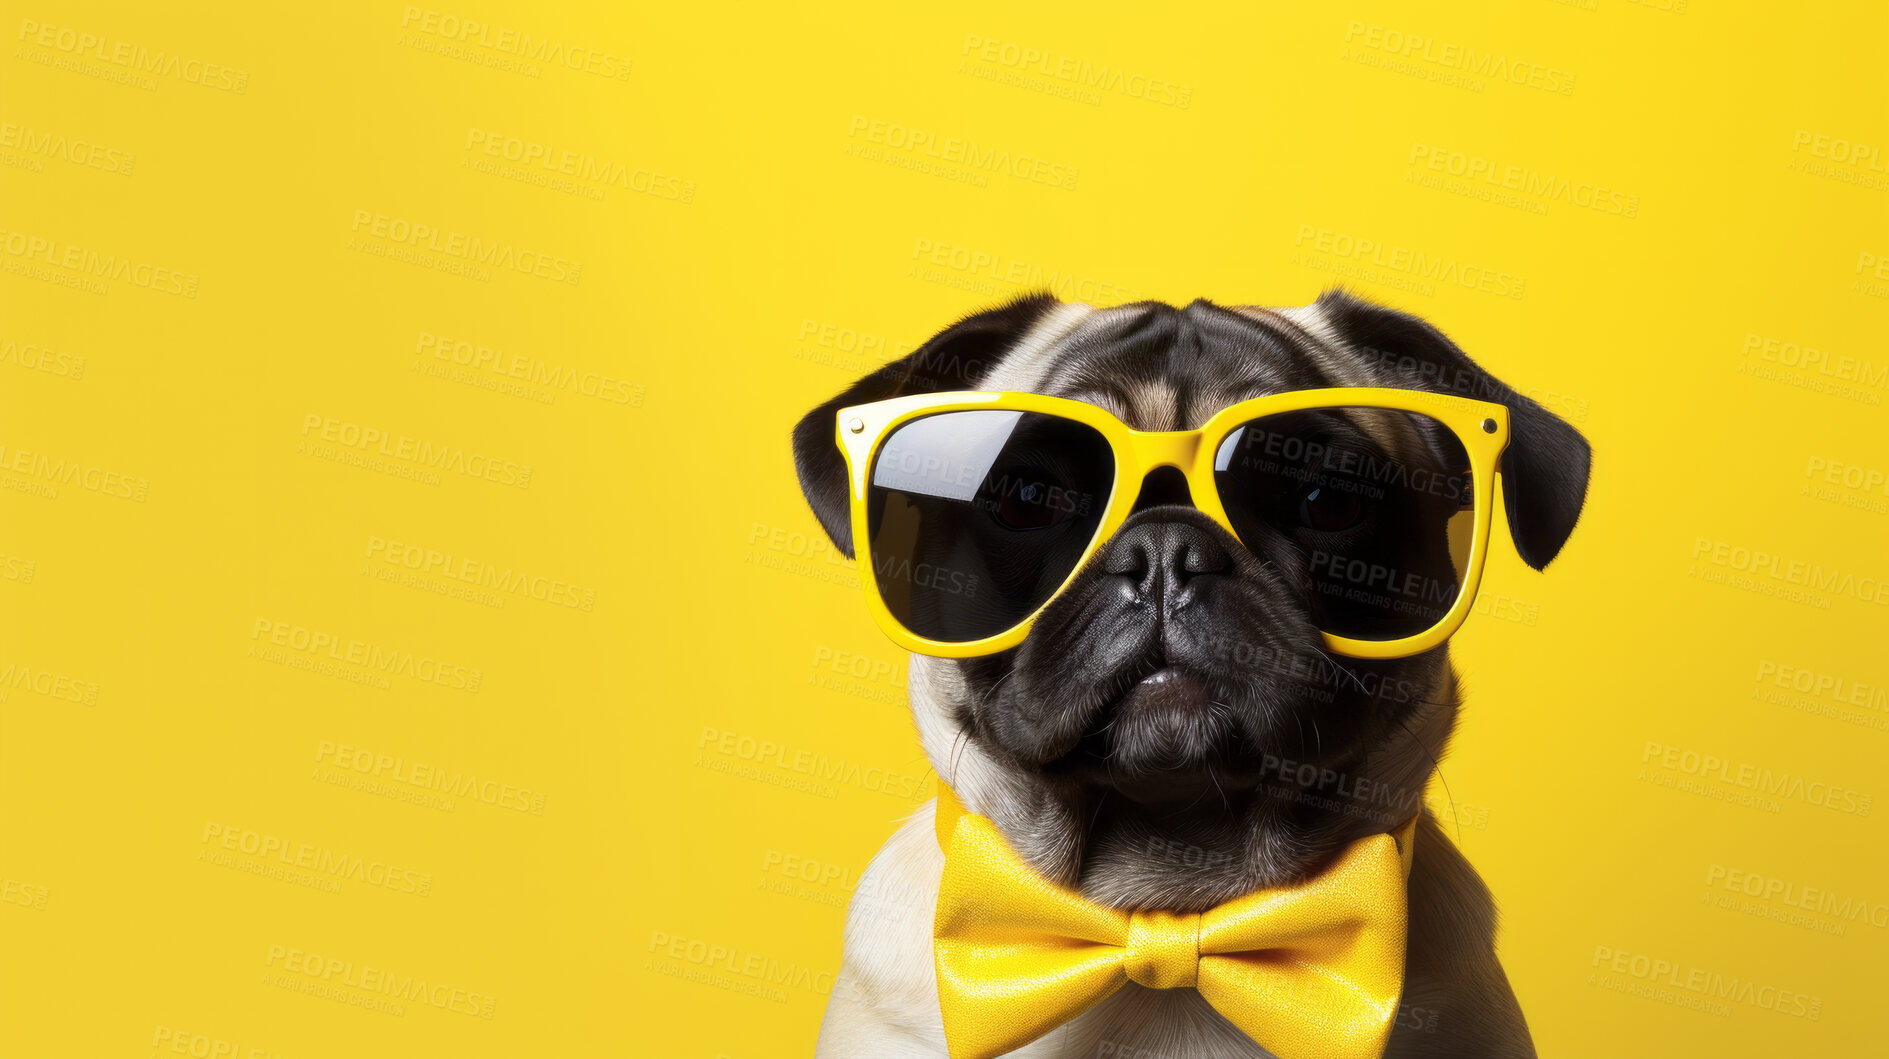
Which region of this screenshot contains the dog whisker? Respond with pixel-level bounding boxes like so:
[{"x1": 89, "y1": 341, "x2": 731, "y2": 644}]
[
  {"x1": 1310, "y1": 644, "x2": 1369, "y2": 695},
  {"x1": 974, "y1": 669, "x2": 1016, "y2": 721},
  {"x1": 1393, "y1": 700, "x2": 1462, "y2": 844},
  {"x1": 947, "y1": 728, "x2": 970, "y2": 789}
]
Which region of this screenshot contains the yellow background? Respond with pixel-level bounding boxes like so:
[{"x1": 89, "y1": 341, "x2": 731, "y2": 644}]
[{"x1": 5, "y1": 2, "x2": 1887, "y2": 1056}]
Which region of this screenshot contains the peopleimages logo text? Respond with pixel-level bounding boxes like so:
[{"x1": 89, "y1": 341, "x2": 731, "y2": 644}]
[
  {"x1": 349, "y1": 210, "x2": 581, "y2": 284},
  {"x1": 399, "y1": 7, "x2": 630, "y2": 79}
]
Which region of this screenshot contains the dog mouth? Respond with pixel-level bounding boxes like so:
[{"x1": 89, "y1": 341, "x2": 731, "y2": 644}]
[{"x1": 1043, "y1": 665, "x2": 1270, "y2": 807}]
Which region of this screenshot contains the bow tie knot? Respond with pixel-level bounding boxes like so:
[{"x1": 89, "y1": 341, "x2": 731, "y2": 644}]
[{"x1": 1122, "y1": 909, "x2": 1201, "y2": 990}]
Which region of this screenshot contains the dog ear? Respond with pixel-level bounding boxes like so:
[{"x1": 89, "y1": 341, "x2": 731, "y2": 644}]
[
  {"x1": 791, "y1": 292, "x2": 1064, "y2": 558},
  {"x1": 1313, "y1": 290, "x2": 1592, "y2": 570}
]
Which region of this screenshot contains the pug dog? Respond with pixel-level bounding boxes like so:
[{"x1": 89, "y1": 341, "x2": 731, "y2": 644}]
[{"x1": 792, "y1": 290, "x2": 1589, "y2": 1058}]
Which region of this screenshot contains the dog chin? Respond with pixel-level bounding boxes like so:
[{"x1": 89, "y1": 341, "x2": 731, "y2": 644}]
[{"x1": 1043, "y1": 667, "x2": 1273, "y2": 808}]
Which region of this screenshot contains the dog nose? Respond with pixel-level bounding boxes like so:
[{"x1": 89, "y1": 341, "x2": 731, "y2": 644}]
[{"x1": 1100, "y1": 511, "x2": 1234, "y2": 609}]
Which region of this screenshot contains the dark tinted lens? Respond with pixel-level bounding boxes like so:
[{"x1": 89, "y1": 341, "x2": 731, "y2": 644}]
[
  {"x1": 868, "y1": 410, "x2": 1113, "y2": 643},
  {"x1": 1212, "y1": 408, "x2": 1473, "y2": 640}
]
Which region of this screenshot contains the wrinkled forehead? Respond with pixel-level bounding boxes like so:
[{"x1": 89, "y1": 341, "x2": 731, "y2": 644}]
[{"x1": 973, "y1": 299, "x2": 1380, "y2": 431}]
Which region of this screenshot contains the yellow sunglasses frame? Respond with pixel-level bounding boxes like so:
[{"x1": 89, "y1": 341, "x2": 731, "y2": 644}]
[{"x1": 833, "y1": 387, "x2": 1511, "y2": 660}]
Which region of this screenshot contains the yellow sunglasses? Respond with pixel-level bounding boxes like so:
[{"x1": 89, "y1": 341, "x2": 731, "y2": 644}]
[{"x1": 831, "y1": 387, "x2": 1513, "y2": 660}]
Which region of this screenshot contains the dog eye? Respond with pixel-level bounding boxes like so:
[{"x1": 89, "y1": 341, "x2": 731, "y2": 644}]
[
  {"x1": 987, "y1": 476, "x2": 1075, "y2": 531},
  {"x1": 1297, "y1": 486, "x2": 1366, "y2": 532}
]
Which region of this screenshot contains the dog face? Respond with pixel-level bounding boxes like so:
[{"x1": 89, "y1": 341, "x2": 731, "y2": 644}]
[{"x1": 793, "y1": 291, "x2": 1589, "y2": 907}]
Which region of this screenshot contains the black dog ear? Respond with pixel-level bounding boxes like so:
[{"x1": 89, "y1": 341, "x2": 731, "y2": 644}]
[
  {"x1": 791, "y1": 292, "x2": 1064, "y2": 558},
  {"x1": 1313, "y1": 290, "x2": 1592, "y2": 570}
]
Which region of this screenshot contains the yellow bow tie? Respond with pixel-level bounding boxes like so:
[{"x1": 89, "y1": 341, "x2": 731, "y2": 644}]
[{"x1": 931, "y1": 786, "x2": 1416, "y2": 1059}]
